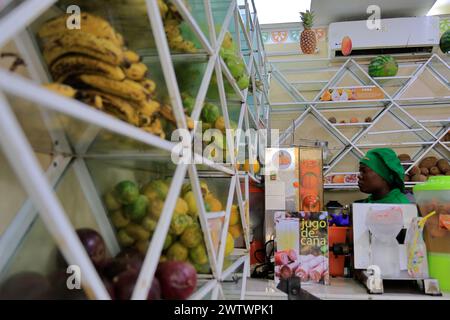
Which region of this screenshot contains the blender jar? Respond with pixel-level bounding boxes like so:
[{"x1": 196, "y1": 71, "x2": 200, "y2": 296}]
[{"x1": 365, "y1": 206, "x2": 404, "y2": 277}]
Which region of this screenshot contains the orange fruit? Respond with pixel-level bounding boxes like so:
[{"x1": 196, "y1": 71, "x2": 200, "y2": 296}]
[{"x1": 332, "y1": 175, "x2": 345, "y2": 184}]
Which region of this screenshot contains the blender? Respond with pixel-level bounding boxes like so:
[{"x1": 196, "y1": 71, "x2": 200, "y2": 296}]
[{"x1": 365, "y1": 206, "x2": 404, "y2": 277}]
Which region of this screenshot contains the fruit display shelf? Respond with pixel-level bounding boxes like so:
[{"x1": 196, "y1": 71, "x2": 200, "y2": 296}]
[
  {"x1": 0, "y1": 0, "x2": 269, "y2": 300},
  {"x1": 269, "y1": 53, "x2": 449, "y2": 181},
  {"x1": 270, "y1": 99, "x2": 391, "y2": 111},
  {"x1": 324, "y1": 182, "x2": 426, "y2": 191},
  {"x1": 394, "y1": 96, "x2": 450, "y2": 107}
]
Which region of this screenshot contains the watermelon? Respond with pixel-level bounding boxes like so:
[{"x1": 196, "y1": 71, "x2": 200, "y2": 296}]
[
  {"x1": 368, "y1": 55, "x2": 398, "y2": 77},
  {"x1": 440, "y1": 30, "x2": 450, "y2": 54}
]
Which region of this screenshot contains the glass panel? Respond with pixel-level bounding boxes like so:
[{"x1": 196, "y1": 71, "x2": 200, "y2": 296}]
[
  {"x1": 27, "y1": 0, "x2": 183, "y2": 142},
  {"x1": 174, "y1": 56, "x2": 210, "y2": 105},
  {"x1": 230, "y1": 189, "x2": 245, "y2": 250},
  {"x1": 0, "y1": 165, "x2": 106, "y2": 300},
  {"x1": 5, "y1": 92, "x2": 169, "y2": 156},
  {"x1": 0, "y1": 216, "x2": 89, "y2": 300},
  {"x1": 0, "y1": 151, "x2": 28, "y2": 236},
  {"x1": 6, "y1": 94, "x2": 56, "y2": 154},
  {"x1": 85, "y1": 156, "x2": 218, "y2": 296},
  {"x1": 85, "y1": 154, "x2": 176, "y2": 255},
  {"x1": 221, "y1": 263, "x2": 245, "y2": 299}
]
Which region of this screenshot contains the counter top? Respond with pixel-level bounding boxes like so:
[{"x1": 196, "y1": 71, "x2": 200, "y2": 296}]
[
  {"x1": 224, "y1": 278, "x2": 450, "y2": 300},
  {"x1": 302, "y1": 278, "x2": 450, "y2": 300}
]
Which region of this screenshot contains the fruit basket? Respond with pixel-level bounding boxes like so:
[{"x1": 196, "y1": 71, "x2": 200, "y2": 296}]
[{"x1": 0, "y1": 0, "x2": 267, "y2": 300}]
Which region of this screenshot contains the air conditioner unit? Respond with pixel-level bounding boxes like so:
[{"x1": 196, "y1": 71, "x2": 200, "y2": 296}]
[{"x1": 328, "y1": 16, "x2": 440, "y2": 58}]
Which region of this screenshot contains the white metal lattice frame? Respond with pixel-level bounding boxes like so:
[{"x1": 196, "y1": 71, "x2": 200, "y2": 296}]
[
  {"x1": 271, "y1": 54, "x2": 449, "y2": 181},
  {"x1": 0, "y1": 91, "x2": 110, "y2": 299},
  {"x1": 0, "y1": 0, "x2": 269, "y2": 300}
]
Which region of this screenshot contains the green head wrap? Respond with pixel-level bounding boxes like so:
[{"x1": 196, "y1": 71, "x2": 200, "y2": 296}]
[{"x1": 360, "y1": 148, "x2": 405, "y2": 192}]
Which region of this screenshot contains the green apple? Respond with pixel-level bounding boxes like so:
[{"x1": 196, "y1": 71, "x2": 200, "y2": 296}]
[
  {"x1": 227, "y1": 58, "x2": 245, "y2": 79},
  {"x1": 237, "y1": 75, "x2": 250, "y2": 90}
]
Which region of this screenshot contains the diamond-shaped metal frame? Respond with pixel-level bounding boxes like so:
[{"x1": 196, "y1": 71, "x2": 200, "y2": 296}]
[
  {"x1": 0, "y1": 0, "x2": 269, "y2": 300},
  {"x1": 270, "y1": 54, "x2": 449, "y2": 189}
]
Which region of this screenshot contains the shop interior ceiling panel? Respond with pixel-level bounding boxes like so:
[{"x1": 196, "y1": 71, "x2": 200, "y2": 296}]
[{"x1": 311, "y1": 0, "x2": 437, "y2": 26}]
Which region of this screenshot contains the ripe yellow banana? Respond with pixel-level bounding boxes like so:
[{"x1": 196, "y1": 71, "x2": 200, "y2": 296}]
[
  {"x1": 165, "y1": 24, "x2": 181, "y2": 38},
  {"x1": 140, "y1": 79, "x2": 157, "y2": 95},
  {"x1": 160, "y1": 104, "x2": 194, "y2": 129},
  {"x1": 164, "y1": 19, "x2": 197, "y2": 53},
  {"x1": 115, "y1": 32, "x2": 125, "y2": 47},
  {"x1": 137, "y1": 99, "x2": 160, "y2": 117},
  {"x1": 158, "y1": 0, "x2": 169, "y2": 18},
  {"x1": 123, "y1": 62, "x2": 148, "y2": 81},
  {"x1": 103, "y1": 95, "x2": 139, "y2": 126},
  {"x1": 50, "y1": 55, "x2": 126, "y2": 82},
  {"x1": 75, "y1": 90, "x2": 104, "y2": 110},
  {"x1": 160, "y1": 104, "x2": 176, "y2": 122},
  {"x1": 38, "y1": 13, "x2": 122, "y2": 47},
  {"x1": 138, "y1": 113, "x2": 152, "y2": 127},
  {"x1": 78, "y1": 90, "x2": 139, "y2": 125},
  {"x1": 124, "y1": 50, "x2": 141, "y2": 64},
  {"x1": 43, "y1": 83, "x2": 77, "y2": 98},
  {"x1": 43, "y1": 32, "x2": 124, "y2": 66},
  {"x1": 141, "y1": 118, "x2": 165, "y2": 139},
  {"x1": 79, "y1": 74, "x2": 148, "y2": 102}
]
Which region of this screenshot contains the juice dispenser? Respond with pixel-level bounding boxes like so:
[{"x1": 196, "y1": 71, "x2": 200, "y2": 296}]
[{"x1": 413, "y1": 176, "x2": 450, "y2": 292}]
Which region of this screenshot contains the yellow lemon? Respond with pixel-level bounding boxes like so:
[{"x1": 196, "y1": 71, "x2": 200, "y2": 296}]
[
  {"x1": 228, "y1": 224, "x2": 242, "y2": 239},
  {"x1": 229, "y1": 205, "x2": 240, "y2": 226},
  {"x1": 215, "y1": 116, "x2": 226, "y2": 132},
  {"x1": 243, "y1": 159, "x2": 260, "y2": 174},
  {"x1": 225, "y1": 232, "x2": 234, "y2": 257},
  {"x1": 205, "y1": 194, "x2": 223, "y2": 212},
  {"x1": 183, "y1": 191, "x2": 198, "y2": 217}
]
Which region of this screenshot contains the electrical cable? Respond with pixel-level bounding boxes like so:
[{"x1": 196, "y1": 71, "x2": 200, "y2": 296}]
[{"x1": 251, "y1": 240, "x2": 275, "y2": 279}]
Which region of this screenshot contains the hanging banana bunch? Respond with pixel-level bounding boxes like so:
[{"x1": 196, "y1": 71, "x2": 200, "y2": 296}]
[{"x1": 38, "y1": 11, "x2": 194, "y2": 140}]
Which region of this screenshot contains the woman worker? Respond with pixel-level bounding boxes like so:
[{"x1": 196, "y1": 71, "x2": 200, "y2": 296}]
[{"x1": 357, "y1": 148, "x2": 410, "y2": 204}]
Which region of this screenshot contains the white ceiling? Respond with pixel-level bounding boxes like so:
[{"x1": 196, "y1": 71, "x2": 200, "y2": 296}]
[
  {"x1": 311, "y1": 0, "x2": 438, "y2": 26},
  {"x1": 254, "y1": 0, "x2": 311, "y2": 25}
]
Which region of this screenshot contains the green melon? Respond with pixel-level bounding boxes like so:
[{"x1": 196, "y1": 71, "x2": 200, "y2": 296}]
[
  {"x1": 440, "y1": 30, "x2": 450, "y2": 54},
  {"x1": 368, "y1": 55, "x2": 398, "y2": 77}
]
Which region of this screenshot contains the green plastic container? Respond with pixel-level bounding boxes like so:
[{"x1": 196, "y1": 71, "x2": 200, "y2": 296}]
[
  {"x1": 428, "y1": 253, "x2": 450, "y2": 292},
  {"x1": 414, "y1": 176, "x2": 450, "y2": 292},
  {"x1": 413, "y1": 175, "x2": 450, "y2": 217}
]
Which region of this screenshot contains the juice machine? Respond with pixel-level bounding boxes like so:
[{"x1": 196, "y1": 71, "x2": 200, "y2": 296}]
[
  {"x1": 352, "y1": 203, "x2": 441, "y2": 295},
  {"x1": 264, "y1": 147, "x2": 324, "y2": 244}
]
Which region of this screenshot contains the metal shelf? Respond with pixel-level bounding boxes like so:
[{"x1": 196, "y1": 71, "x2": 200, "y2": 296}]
[
  {"x1": 325, "y1": 182, "x2": 423, "y2": 190},
  {"x1": 357, "y1": 142, "x2": 434, "y2": 148},
  {"x1": 324, "y1": 183, "x2": 358, "y2": 190},
  {"x1": 332, "y1": 122, "x2": 372, "y2": 127},
  {"x1": 395, "y1": 96, "x2": 450, "y2": 106},
  {"x1": 419, "y1": 119, "x2": 450, "y2": 126},
  {"x1": 373, "y1": 75, "x2": 412, "y2": 87},
  {"x1": 0, "y1": 0, "x2": 263, "y2": 300},
  {"x1": 270, "y1": 53, "x2": 449, "y2": 179},
  {"x1": 290, "y1": 80, "x2": 328, "y2": 91}
]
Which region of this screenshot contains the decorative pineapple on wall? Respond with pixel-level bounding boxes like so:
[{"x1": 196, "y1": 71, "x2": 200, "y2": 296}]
[{"x1": 300, "y1": 10, "x2": 316, "y2": 54}]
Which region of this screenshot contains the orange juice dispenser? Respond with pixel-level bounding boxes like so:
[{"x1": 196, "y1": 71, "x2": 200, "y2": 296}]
[
  {"x1": 264, "y1": 147, "x2": 324, "y2": 243},
  {"x1": 298, "y1": 147, "x2": 323, "y2": 212}
]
